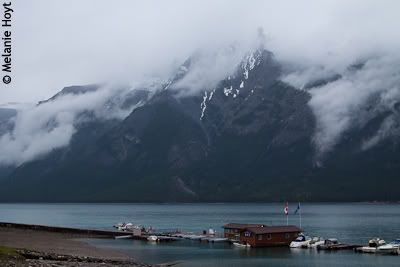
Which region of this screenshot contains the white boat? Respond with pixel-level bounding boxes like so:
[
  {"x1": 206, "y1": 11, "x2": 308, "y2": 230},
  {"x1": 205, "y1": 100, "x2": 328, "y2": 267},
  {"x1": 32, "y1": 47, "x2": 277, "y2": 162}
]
[
  {"x1": 114, "y1": 222, "x2": 139, "y2": 231},
  {"x1": 316, "y1": 238, "x2": 339, "y2": 250},
  {"x1": 147, "y1": 235, "x2": 158, "y2": 242},
  {"x1": 233, "y1": 242, "x2": 251, "y2": 248},
  {"x1": 358, "y1": 246, "x2": 378, "y2": 253},
  {"x1": 356, "y1": 238, "x2": 387, "y2": 254},
  {"x1": 290, "y1": 234, "x2": 311, "y2": 248},
  {"x1": 307, "y1": 237, "x2": 325, "y2": 248},
  {"x1": 377, "y1": 239, "x2": 400, "y2": 254},
  {"x1": 208, "y1": 228, "x2": 216, "y2": 236},
  {"x1": 114, "y1": 223, "x2": 124, "y2": 228}
]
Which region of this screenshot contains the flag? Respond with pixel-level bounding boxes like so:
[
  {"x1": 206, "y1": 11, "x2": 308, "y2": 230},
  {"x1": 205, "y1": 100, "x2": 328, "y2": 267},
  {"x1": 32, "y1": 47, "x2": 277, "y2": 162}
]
[
  {"x1": 294, "y1": 202, "x2": 301, "y2": 214},
  {"x1": 284, "y1": 202, "x2": 288, "y2": 215}
]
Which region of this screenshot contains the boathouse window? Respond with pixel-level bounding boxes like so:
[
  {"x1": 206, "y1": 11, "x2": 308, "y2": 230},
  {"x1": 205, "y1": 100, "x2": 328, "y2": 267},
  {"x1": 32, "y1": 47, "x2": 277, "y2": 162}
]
[
  {"x1": 244, "y1": 231, "x2": 251, "y2": 237},
  {"x1": 258, "y1": 235, "x2": 262, "y2": 241},
  {"x1": 267, "y1": 234, "x2": 272, "y2": 240},
  {"x1": 285, "y1": 233, "x2": 290, "y2": 239}
]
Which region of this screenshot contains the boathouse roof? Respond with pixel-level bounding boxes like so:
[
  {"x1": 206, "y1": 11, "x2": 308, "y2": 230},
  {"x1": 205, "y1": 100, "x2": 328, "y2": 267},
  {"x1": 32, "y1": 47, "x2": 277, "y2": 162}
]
[
  {"x1": 223, "y1": 223, "x2": 266, "y2": 229},
  {"x1": 246, "y1": 225, "x2": 302, "y2": 234}
]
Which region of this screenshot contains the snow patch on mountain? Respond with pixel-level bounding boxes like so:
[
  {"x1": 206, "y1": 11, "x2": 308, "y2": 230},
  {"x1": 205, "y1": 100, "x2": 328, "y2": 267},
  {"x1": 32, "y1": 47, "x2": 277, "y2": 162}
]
[
  {"x1": 208, "y1": 90, "x2": 214, "y2": 100},
  {"x1": 200, "y1": 91, "x2": 208, "y2": 120},
  {"x1": 224, "y1": 86, "x2": 233, "y2": 97},
  {"x1": 241, "y1": 51, "x2": 262, "y2": 80}
]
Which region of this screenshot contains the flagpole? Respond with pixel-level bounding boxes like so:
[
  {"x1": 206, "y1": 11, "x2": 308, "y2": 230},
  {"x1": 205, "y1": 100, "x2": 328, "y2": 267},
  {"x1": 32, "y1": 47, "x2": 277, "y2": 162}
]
[
  {"x1": 287, "y1": 202, "x2": 289, "y2": 226},
  {"x1": 284, "y1": 202, "x2": 289, "y2": 226},
  {"x1": 299, "y1": 202, "x2": 302, "y2": 229}
]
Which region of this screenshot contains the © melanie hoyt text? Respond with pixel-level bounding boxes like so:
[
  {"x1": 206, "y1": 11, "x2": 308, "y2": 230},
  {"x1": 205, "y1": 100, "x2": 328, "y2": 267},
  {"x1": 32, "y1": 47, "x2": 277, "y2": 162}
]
[{"x1": 2, "y1": 1, "x2": 12, "y2": 85}]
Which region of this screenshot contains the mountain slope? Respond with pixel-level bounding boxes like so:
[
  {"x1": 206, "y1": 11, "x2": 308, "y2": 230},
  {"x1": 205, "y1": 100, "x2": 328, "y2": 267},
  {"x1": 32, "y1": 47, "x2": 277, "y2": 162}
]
[{"x1": 0, "y1": 49, "x2": 399, "y2": 202}]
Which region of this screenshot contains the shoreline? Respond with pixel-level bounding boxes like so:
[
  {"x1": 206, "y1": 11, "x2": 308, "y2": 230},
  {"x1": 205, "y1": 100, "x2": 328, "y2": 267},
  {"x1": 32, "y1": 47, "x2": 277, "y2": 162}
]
[{"x1": 0, "y1": 223, "x2": 152, "y2": 267}]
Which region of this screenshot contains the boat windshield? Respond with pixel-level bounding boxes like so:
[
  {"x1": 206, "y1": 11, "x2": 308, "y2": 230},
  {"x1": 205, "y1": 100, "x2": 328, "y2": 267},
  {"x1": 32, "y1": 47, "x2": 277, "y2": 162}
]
[{"x1": 295, "y1": 235, "x2": 305, "y2": 242}]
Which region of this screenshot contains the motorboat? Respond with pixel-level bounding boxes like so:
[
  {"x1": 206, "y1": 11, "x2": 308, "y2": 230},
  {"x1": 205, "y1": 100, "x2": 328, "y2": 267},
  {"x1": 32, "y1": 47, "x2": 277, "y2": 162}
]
[
  {"x1": 114, "y1": 222, "x2": 139, "y2": 231},
  {"x1": 355, "y1": 238, "x2": 386, "y2": 253},
  {"x1": 114, "y1": 222, "x2": 124, "y2": 229},
  {"x1": 147, "y1": 235, "x2": 158, "y2": 242},
  {"x1": 290, "y1": 234, "x2": 311, "y2": 248},
  {"x1": 369, "y1": 238, "x2": 386, "y2": 247},
  {"x1": 316, "y1": 238, "x2": 339, "y2": 250},
  {"x1": 377, "y1": 239, "x2": 400, "y2": 254},
  {"x1": 208, "y1": 228, "x2": 216, "y2": 236},
  {"x1": 233, "y1": 242, "x2": 251, "y2": 248},
  {"x1": 307, "y1": 237, "x2": 325, "y2": 248}
]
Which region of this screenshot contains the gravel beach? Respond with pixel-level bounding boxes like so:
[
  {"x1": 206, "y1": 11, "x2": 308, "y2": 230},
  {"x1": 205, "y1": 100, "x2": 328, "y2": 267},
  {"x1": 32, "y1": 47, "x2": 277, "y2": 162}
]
[{"x1": 0, "y1": 226, "x2": 153, "y2": 267}]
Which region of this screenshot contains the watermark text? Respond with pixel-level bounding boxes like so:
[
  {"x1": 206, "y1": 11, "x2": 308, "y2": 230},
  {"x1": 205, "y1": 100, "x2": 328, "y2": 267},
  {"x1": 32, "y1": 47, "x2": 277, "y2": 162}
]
[{"x1": 2, "y1": 1, "x2": 12, "y2": 84}]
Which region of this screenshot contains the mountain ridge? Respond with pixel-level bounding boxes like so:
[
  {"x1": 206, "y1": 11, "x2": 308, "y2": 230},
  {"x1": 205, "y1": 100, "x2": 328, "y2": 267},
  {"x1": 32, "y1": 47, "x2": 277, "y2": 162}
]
[{"x1": 0, "y1": 48, "x2": 399, "y2": 202}]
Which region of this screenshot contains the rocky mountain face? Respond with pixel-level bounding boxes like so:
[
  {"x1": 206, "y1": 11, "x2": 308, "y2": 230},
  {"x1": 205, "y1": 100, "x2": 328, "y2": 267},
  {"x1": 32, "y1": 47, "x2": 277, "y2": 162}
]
[
  {"x1": 0, "y1": 107, "x2": 16, "y2": 135},
  {"x1": 0, "y1": 48, "x2": 399, "y2": 202},
  {"x1": 0, "y1": 107, "x2": 17, "y2": 180}
]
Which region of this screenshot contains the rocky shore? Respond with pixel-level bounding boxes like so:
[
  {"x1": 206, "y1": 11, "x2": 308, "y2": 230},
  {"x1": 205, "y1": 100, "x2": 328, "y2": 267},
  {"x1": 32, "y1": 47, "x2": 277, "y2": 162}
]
[
  {"x1": 1, "y1": 248, "x2": 151, "y2": 267},
  {"x1": 0, "y1": 224, "x2": 172, "y2": 267}
]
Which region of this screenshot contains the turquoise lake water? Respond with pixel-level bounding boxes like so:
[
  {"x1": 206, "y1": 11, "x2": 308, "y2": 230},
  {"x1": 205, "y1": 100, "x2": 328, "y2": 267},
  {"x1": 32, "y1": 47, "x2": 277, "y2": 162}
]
[{"x1": 0, "y1": 203, "x2": 399, "y2": 266}]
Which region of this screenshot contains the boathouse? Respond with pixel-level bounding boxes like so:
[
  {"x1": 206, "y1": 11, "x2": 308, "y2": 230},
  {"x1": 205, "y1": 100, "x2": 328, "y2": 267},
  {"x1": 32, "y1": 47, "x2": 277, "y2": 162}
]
[
  {"x1": 223, "y1": 223, "x2": 301, "y2": 247},
  {"x1": 223, "y1": 223, "x2": 266, "y2": 241}
]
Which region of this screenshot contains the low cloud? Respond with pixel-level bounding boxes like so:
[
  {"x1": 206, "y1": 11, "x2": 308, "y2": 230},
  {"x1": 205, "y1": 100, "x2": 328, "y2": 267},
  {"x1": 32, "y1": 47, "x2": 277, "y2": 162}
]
[
  {"x1": 171, "y1": 37, "x2": 263, "y2": 96},
  {"x1": 171, "y1": 46, "x2": 245, "y2": 96},
  {"x1": 0, "y1": 85, "x2": 144, "y2": 166},
  {"x1": 0, "y1": 0, "x2": 399, "y2": 163},
  {"x1": 305, "y1": 55, "x2": 400, "y2": 156}
]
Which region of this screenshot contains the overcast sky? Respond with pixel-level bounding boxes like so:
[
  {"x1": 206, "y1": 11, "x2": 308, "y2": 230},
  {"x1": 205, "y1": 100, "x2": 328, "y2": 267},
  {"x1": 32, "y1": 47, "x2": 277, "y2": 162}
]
[
  {"x1": 1, "y1": 0, "x2": 400, "y2": 165},
  {"x1": 1, "y1": 0, "x2": 399, "y2": 103}
]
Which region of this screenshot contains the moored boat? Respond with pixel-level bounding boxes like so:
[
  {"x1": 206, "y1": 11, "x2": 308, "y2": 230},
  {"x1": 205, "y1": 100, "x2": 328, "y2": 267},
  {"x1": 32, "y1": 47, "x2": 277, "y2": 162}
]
[
  {"x1": 233, "y1": 242, "x2": 251, "y2": 248},
  {"x1": 147, "y1": 235, "x2": 158, "y2": 242},
  {"x1": 307, "y1": 237, "x2": 325, "y2": 248},
  {"x1": 316, "y1": 238, "x2": 339, "y2": 250},
  {"x1": 114, "y1": 222, "x2": 140, "y2": 231},
  {"x1": 290, "y1": 234, "x2": 311, "y2": 248},
  {"x1": 375, "y1": 238, "x2": 399, "y2": 255},
  {"x1": 354, "y1": 238, "x2": 398, "y2": 254}
]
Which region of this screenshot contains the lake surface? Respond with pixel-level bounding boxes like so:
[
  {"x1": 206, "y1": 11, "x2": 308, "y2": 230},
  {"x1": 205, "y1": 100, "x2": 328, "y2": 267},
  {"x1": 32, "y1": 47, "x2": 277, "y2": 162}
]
[{"x1": 0, "y1": 203, "x2": 399, "y2": 266}]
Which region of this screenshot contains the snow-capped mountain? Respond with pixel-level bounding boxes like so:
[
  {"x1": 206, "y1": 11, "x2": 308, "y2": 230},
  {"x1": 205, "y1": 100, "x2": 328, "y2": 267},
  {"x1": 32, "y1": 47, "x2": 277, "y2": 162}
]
[{"x1": 0, "y1": 48, "x2": 399, "y2": 202}]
